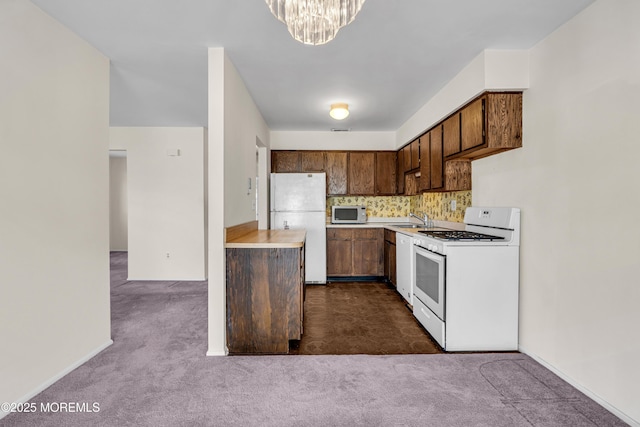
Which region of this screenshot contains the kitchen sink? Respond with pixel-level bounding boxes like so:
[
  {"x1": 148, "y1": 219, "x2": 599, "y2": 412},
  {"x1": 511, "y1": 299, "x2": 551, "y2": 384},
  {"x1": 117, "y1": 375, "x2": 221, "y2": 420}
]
[{"x1": 393, "y1": 224, "x2": 429, "y2": 229}]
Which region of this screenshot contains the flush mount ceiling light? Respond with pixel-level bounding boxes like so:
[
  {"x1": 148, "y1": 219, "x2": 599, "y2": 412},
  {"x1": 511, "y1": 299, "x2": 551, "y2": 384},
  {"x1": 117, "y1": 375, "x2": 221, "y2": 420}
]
[
  {"x1": 329, "y1": 103, "x2": 349, "y2": 120},
  {"x1": 265, "y1": 0, "x2": 366, "y2": 46}
]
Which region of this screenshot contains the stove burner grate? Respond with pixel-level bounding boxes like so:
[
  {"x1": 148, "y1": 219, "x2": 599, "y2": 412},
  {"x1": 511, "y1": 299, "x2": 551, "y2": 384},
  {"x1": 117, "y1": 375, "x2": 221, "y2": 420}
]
[{"x1": 418, "y1": 230, "x2": 504, "y2": 241}]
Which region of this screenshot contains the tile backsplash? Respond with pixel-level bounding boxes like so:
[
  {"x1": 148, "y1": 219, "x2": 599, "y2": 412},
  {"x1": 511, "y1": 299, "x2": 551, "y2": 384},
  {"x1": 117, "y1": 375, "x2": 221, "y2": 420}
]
[
  {"x1": 327, "y1": 196, "x2": 411, "y2": 218},
  {"x1": 413, "y1": 190, "x2": 472, "y2": 223},
  {"x1": 327, "y1": 191, "x2": 472, "y2": 222}
]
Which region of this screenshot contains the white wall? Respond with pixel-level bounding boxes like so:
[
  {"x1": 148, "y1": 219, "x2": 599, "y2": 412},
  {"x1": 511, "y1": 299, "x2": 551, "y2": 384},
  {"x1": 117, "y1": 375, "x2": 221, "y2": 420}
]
[
  {"x1": 207, "y1": 48, "x2": 271, "y2": 355},
  {"x1": 0, "y1": 0, "x2": 111, "y2": 413},
  {"x1": 473, "y1": 0, "x2": 640, "y2": 423},
  {"x1": 110, "y1": 127, "x2": 206, "y2": 281},
  {"x1": 396, "y1": 50, "x2": 530, "y2": 148},
  {"x1": 223, "y1": 54, "x2": 271, "y2": 227},
  {"x1": 109, "y1": 153, "x2": 128, "y2": 251},
  {"x1": 270, "y1": 131, "x2": 396, "y2": 151}
]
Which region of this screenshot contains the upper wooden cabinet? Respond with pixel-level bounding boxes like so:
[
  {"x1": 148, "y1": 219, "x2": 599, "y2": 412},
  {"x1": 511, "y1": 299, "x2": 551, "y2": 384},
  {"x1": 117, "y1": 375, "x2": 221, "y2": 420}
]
[
  {"x1": 456, "y1": 92, "x2": 523, "y2": 160},
  {"x1": 443, "y1": 112, "x2": 461, "y2": 158},
  {"x1": 396, "y1": 149, "x2": 405, "y2": 194},
  {"x1": 300, "y1": 151, "x2": 325, "y2": 172},
  {"x1": 430, "y1": 126, "x2": 444, "y2": 190},
  {"x1": 419, "y1": 133, "x2": 431, "y2": 191},
  {"x1": 348, "y1": 152, "x2": 375, "y2": 195},
  {"x1": 402, "y1": 144, "x2": 412, "y2": 172},
  {"x1": 325, "y1": 151, "x2": 348, "y2": 196},
  {"x1": 272, "y1": 150, "x2": 301, "y2": 172},
  {"x1": 410, "y1": 139, "x2": 420, "y2": 170},
  {"x1": 272, "y1": 150, "x2": 325, "y2": 173},
  {"x1": 375, "y1": 151, "x2": 397, "y2": 195},
  {"x1": 420, "y1": 125, "x2": 444, "y2": 192},
  {"x1": 272, "y1": 150, "x2": 397, "y2": 197},
  {"x1": 461, "y1": 98, "x2": 484, "y2": 152}
]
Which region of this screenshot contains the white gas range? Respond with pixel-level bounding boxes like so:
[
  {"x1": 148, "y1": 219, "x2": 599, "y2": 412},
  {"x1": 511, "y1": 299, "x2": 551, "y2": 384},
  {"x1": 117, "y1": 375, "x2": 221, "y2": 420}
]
[{"x1": 411, "y1": 207, "x2": 520, "y2": 351}]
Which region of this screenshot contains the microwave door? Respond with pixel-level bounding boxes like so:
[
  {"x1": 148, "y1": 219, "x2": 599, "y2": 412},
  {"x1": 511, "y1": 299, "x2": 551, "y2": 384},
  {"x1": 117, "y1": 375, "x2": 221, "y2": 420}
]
[{"x1": 334, "y1": 208, "x2": 358, "y2": 222}]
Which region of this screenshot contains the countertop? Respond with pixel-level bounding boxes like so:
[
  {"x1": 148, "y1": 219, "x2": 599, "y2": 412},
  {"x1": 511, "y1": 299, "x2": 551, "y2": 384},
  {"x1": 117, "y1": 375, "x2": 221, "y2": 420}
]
[
  {"x1": 326, "y1": 217, "x2": 465, "y2": 236},
  {"x1": 225, "y1": 229, "x2": 306, "y2": 248}
]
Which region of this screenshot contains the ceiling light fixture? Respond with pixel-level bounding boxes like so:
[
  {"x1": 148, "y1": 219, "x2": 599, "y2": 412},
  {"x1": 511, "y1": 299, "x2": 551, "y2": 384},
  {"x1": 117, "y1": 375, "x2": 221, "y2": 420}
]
[
  {"x1": 265, "y1": 0, "x2": 366, "y2": 46},
  {"x1": 329, "y1": 103, "x2": 349, "y2": 120}
]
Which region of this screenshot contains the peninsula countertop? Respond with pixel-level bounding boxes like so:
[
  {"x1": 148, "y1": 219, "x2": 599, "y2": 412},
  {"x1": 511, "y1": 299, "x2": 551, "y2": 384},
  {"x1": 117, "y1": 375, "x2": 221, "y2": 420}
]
[{"x1": 225, "y1": 229, "x2": 306, "y2": 249}]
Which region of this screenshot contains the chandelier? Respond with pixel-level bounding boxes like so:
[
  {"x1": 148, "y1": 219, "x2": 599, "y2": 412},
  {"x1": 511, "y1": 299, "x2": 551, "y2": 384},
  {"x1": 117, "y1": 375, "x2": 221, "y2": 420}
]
[{"x1": 265, "y1": 0, "x2": 367, "y2": 46}]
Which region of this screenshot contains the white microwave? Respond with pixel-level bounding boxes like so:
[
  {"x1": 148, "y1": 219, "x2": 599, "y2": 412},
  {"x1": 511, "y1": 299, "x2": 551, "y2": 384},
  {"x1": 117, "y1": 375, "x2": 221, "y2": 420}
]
[{"x1": 331, "y1": 205, "x2": 367, "y2": 224}]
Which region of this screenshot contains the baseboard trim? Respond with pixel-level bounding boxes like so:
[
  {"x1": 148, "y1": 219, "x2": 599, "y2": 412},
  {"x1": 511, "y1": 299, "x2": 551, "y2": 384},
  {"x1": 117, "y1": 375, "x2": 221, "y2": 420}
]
[
  {"x1": 0, "y1": 339, "x2": 113, "y2": 421},
  {"x1": 206, "y1": 350, "x2": 228, "y2": 356},
  {"x1": 519, "y1": 344, "x2": 638, "y2": 426}
]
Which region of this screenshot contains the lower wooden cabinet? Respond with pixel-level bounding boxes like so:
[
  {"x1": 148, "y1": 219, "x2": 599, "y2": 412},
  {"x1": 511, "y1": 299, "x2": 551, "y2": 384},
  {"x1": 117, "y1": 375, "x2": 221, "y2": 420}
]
[
  {"x1": 226, "y1": 246, "x2": 304, "y2": 354},
  {"x1": 383, "y1": 229, "x2": 397, "y2": 286},
  {"x1": 327, "y1": 227, "x2": 384, "y2": 277}
]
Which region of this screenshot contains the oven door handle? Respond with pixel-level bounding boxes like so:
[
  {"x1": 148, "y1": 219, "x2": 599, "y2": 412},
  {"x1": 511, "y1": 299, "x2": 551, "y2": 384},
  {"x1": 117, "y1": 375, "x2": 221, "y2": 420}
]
[{"x1": 414, "y1": 244, "x2": 445, "y2": 260}]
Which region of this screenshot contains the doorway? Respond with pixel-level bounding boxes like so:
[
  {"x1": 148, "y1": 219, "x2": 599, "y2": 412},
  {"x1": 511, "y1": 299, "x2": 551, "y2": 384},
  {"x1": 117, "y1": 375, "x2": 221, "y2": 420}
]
[{"x1": 109, "y1": 150, "x2": 128, "y2": 251}]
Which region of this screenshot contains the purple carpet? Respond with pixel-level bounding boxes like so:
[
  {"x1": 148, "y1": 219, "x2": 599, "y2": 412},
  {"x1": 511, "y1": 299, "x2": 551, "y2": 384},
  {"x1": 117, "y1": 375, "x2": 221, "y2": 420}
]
[{"x1": 1, "y1": 253, "x2": 625, "y2": 426}]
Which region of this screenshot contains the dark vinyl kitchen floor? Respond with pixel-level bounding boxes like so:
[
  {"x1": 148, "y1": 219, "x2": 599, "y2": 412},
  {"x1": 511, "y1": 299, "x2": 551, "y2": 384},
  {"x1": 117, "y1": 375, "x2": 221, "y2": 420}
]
[{"x1": 289, "y1": 281, "x2": 443, "y2": 355}]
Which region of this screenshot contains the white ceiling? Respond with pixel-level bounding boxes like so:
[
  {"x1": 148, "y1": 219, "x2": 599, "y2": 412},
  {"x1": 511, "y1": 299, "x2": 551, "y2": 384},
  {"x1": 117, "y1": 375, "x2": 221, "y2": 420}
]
[{"x1": 31, "y1": 0, "x2": 594, "y2": 131}]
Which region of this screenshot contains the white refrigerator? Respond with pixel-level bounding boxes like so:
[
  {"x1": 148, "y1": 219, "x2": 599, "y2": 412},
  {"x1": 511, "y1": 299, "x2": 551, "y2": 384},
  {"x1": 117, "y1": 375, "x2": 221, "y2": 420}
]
[{"x1": 270, "y1": 173, "x2": 326, "y2": 284}]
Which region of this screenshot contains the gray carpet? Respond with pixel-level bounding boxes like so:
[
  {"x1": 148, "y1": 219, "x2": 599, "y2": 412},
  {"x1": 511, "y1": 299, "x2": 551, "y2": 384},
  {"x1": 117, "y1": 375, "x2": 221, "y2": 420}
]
[{"x1": 1, "y1": 253, "x2": 625, "y2": 426}]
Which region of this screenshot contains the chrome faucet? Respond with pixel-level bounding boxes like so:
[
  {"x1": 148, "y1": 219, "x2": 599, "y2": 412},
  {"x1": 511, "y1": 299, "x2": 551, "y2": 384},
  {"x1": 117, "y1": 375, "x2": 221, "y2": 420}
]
[
  {"x1": 410, "y1": 212, "x2": 434, "y2": 228},
  {"x1": 410, "y1": 212, "x2": 429, "y2": 226}
]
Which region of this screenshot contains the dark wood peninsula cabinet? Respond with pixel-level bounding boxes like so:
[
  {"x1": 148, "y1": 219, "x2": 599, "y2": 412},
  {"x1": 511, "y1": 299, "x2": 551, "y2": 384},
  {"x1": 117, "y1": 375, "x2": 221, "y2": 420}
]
[
  {"x1": 225, "y1": 226, "x2": 305, "y2": 354},
  {"x1": 327, "y1": 227, "x2": 384, "y2": 277}
]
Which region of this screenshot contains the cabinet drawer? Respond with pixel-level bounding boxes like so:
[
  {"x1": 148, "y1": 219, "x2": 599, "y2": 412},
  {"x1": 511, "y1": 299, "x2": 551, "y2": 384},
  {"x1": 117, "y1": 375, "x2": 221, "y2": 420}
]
[
  {"x1": 353, "y1": 228, "x2": 382, "y2": 240},
  {"x1": 326, "y1": 228, "x2": 353, "y2": 240}
]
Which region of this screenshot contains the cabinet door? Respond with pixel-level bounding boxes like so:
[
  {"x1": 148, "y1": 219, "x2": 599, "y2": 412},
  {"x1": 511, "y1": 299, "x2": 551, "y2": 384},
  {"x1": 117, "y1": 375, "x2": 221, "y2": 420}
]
[
  {"x1": 443, "y1": 113, "x2": 461, "y2": 158},
  {"x1": 325, "y1": 152, "x2": 348, "y2": 195},
  {"x1": 404, "y1": 172, "x2": 418, "y2": 196},
  {"x1": 352, "y1": 228, "x2": 383, "y2": 276},
  {"x1": 410, "y1": 139, "x2": 420, "y2": 170},
  {"x1": 300, "y1": 151, "x2": 325, "y2": 172},
  {"x1": 326, "y1": 229, "x2": 353, "y2": 276},
  {"x1": 402, "y1": 144, "x2": 412, "y2": 172},
  {"x1": 430, "y1": 125, "x2": 444, "y2": 190},
  {"x1": 485, "y1": 93, "x2": 522, "y2": 150},
  {"x1": 348, "y1": 152, "x2": 375, "y2": 195},
  {"x1": 419, "y1": 133, "x2": 431, "y2": 191},
  {"x1": 272, "y1": 151, "x2": 300, "y2": 173},
  {"x1": 375, "y1": 151, "x2": 397, "y2": 195},
  {"x1": 384, "y1": 240, "x2": 391, "y2": 281},
  {"x1": 461, "y1": 98, "x2": 484, "y2": 151},
  {"x1": 396, "y1": 149, "x2": 405, "y2": 194}
]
